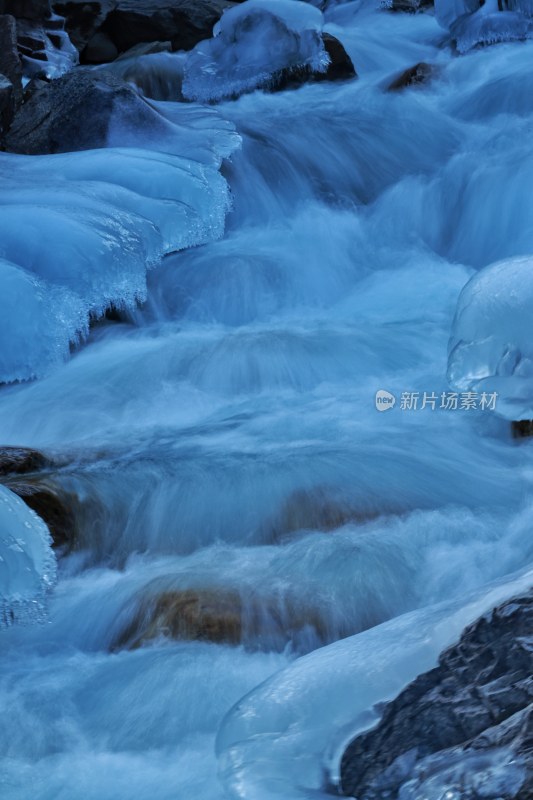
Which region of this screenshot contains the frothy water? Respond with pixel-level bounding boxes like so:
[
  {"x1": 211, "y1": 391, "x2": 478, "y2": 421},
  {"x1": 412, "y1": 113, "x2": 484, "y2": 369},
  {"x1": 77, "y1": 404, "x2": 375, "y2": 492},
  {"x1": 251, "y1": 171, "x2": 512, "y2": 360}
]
[{"x1": 2, "y1": 1, "x2": 533, "y2": 799}]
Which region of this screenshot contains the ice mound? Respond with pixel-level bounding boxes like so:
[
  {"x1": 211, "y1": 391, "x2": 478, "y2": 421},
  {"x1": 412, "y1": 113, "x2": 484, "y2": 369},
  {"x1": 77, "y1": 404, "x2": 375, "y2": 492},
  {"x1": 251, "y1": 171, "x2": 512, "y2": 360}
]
[
  {"x1": 447, "y1": 255, "x2": 533, "y2": 420},
  {"x1": 435, "y1": 0, "x2": 533, "y2": 52},
  {"x1": 0, "y1": 484, "x2": 56, "y2": 629},
  {"x1": 182, "y1": 0, "x2": 330, "y2": 103},
  {"x1": 0, "y1": 107, "x2": 239, "y2": 383}
]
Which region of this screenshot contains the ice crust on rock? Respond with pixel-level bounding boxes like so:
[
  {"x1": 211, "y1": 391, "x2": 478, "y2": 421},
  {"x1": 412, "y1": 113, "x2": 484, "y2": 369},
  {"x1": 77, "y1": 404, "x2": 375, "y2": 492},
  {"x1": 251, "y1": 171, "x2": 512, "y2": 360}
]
[
  {"x1": 0, "y1": 106, "x2": 239, "y2": 383},
  {"x1": 435, "y1": 0, "x2": 533, "y2": 52},
  {"x1": 0, "y1": 484, "x2": 56, "y2": 629},
  {"x1": 182, "y1": 0, "x2": 330, "y2": 103}
]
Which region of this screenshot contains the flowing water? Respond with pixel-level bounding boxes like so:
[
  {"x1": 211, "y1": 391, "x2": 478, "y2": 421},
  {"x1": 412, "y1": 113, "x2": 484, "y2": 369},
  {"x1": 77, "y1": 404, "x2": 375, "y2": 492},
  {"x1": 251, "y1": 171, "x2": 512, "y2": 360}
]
[{"x1": 2, "y1": 2, "x2": 533, "y2": 799}]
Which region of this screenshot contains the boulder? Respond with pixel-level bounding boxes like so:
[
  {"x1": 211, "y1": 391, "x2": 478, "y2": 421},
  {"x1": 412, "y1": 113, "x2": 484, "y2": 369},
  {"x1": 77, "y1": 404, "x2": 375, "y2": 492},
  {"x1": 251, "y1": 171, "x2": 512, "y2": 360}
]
[
  {"x1": 100, "y1": 0, "x2": 236, "y2": 55},
  {"x1": 272, "y1": 33, "x2": 356, "y2": 93},
  {"x1": 5, "y1": 478, "x2": 76, "y2": 548},
  {"x1": 340, "y1": 589, "x2": 533, "y2": 799},
  {"x1": 0, "y1": 15, "x2": 22, "y2": 105},
  {"x1": 83, "y1": 29, "x2": 117, "y2": 62},
  {"x1": 0, "y1": 0, "x2": 51, "y2": 21},
  {"x1": 319, "y1": 33, "x2": 357, "y2": 82},
  {"x1": 386, "y1": 0, "x2": 433, "y2": 11},
  {"x1": 0, "y1": 74, "x2": 14, "y2": 134},
  {"x1": 52, "y1": 0, "x2": 117, "y2": 52},
  {"x1": 4, "y1": 68, "x2": 169, "y2": 154},
  {"x1": 0, "y1": 446, "x2": 48, "y2": 476},
  {"x1": 512, "y1": 420, "x2": 533, "y2": 438},
  {"x1": 388, "y1": 61, "x2": 435, "y2": 90}
]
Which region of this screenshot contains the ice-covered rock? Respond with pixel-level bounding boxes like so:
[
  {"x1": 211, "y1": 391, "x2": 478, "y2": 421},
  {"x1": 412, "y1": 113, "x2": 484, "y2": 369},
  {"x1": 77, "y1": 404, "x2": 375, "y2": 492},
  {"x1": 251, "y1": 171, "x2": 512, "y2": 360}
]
[
  {"x1": 182, "y1": 0, "x2": 330, "y2": 103},
  {"x1": 435, "y1": 0, "x2": 533, "y2": 52},
  {"x1": 340, "y1": 590, "x2": 533, "y2": 799},
  {"x1": 0, "y1": 103, "x2": 239, "y2": 382},
  {"x1": 447, "y1": 256, "x2": 533, "y2": 421},
  {"x1": 4, "y1": 70, "x2": 169, "y2": 154},
  {"x1": 0, "y1": 484, "x2": 56, "y2": 628}
]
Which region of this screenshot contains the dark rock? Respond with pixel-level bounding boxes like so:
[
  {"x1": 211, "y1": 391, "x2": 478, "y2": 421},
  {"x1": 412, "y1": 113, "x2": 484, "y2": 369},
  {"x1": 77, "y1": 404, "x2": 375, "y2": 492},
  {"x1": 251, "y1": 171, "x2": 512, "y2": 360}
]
[
  {"x1": 0, "y1": 73, "x2": 14, "y2": 134},
  {"x1": 0, "y1": 15, "x2": 22, "y2": 105},
  {"x1": 84, "y1": 29, "x2": 117, "y2": 62},
  {"x1": 4, "y1": 68, "x2": 168, "y2": 154},
  {"x1": 340, "y1": 590, "x2": 533, "y2": 799},
  {"x1": 0, "y1": 0, "x2": 51, "y2": 21},
  {"x1": 512, "y1": 420, "x2": 533, "y2": 438},
  {"x1": 386, "y1": 0, "x2": 433, "y2": 11},
  {"x1": 388, "y1": 61, "x2": 436, "y2": 91},
  {"x1": 100, "y1": 0, "x2": 236, "y2": 55},
  {"x1": 52, "y1": 0, "x2": 116, "y2": 51},
  {"x1": 6, "y1": 478, "x2": 76, "y2": 548},
  {"x1": 0, "y1": 446, "x2": 48, "y2": 476},
  {"x1": 274, "y1": 34, "x2": 356, "y2": 92},
  {"x1": 320, "y1": 33, "x2": 357, "y2": 82}
]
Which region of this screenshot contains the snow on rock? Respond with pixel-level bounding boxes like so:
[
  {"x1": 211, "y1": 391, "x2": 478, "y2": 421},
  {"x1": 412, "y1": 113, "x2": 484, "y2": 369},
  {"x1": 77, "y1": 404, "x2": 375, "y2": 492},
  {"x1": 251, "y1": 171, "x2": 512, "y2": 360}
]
[
  {"x1": 447, "y1": 255, "x2": 533, "y2": 421},
  {"x1": 182, "y1": 0, "x2": 330, "y2": 103},
  {"x1": 0, "y1": 484, "x2": 56, "y2": 629}
]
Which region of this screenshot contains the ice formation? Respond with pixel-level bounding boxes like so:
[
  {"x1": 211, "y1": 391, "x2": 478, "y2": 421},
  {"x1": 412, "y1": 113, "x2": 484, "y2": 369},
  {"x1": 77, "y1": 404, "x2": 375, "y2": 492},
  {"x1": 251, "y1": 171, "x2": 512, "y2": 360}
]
[
  {"x1": 448, "y1": 255, "x2": 533, "y2": 420},
  {"x1": 435, "y1": 0, "x2": 533, "y2": 52},
  {"x1": 0, "y1": 485, "x2": 56, "y2": 629},
  {"x1": 182, "y1": 0, "x2": 329, "y2": 103},
  {"x1": 0, "y1": 106, "x2": 239, "y2": 383}
]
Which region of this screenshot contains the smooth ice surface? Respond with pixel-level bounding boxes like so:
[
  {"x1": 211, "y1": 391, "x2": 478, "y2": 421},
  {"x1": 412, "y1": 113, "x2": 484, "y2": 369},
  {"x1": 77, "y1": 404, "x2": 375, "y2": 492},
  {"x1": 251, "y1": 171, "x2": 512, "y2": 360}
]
[
  {"x1": 0, "y1": 485, "x2": 56, "y2": 629},
  {"x1": 448, "y1": 255, "x2": 533, "y2": 420},
  {"x1": 182, "y1": 0, "x2": 329, "y2": 102}
]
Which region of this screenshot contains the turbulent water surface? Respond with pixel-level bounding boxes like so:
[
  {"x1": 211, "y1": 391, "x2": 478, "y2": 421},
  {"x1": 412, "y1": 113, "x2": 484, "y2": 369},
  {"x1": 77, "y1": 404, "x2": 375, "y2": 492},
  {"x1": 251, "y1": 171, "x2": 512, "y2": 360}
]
[{"x1": 2, "y1": 1, "x2": 533, "y2": 799}]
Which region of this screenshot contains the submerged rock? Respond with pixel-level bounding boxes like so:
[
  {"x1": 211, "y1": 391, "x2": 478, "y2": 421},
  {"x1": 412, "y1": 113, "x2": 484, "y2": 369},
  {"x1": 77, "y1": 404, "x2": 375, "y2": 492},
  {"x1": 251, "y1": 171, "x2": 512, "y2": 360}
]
[
  {"x1": 112, "y1": 585, "x2": 329, "y2": 651},
  {"x1": 340, "y1": 589, "x2": 533, "y2": 799},
  {"x1": 387, "y1": 61, "x2": 436, "y2": 91},
  {"x1": 4, "y1": 68, "x2": 168, "y2": 153}
]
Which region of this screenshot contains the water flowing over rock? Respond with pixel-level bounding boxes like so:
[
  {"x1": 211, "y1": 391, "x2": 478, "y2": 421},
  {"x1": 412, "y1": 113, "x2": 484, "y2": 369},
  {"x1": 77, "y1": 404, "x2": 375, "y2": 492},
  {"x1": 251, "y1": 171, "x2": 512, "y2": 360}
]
[
  {"x1": 3, "y1": 1, "x2": 533, "y2": 798},
  {"x1": 387, "y1": 61, "x2": 436, "y2": 90},
  {"x1": 0, "y1": 447, "x2": 48, "y2": 476},
  {"x1": 340, "y1": 590, "x2": 533, "y2": 799}
]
